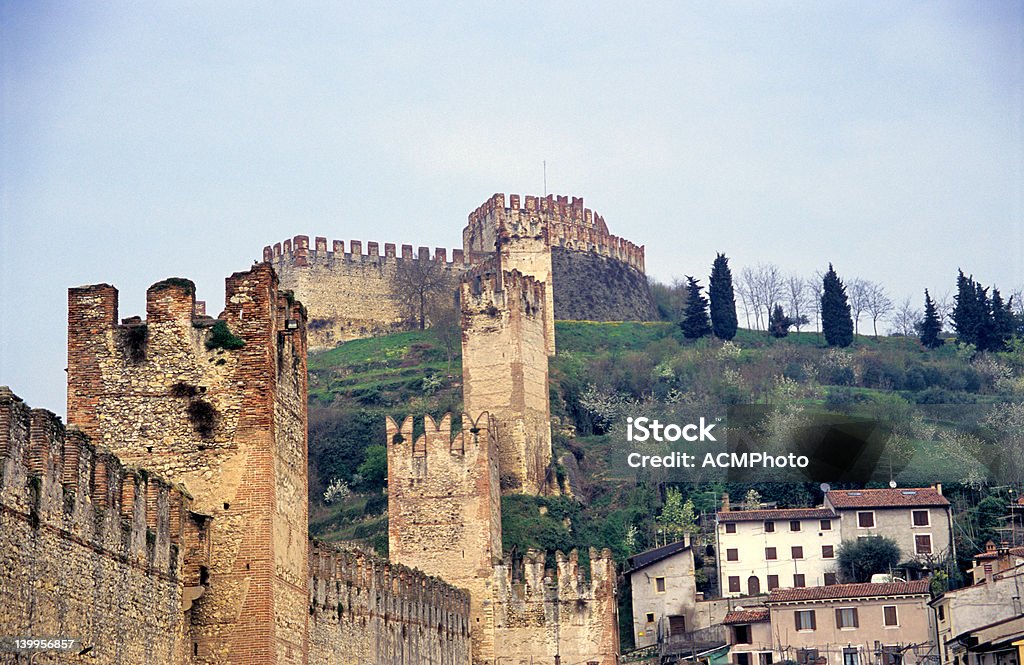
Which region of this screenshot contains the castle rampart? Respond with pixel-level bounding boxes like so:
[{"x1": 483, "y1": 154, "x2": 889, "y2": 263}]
[
  {"x1": 491, "y1": 548, "x2": 620, "y2": 665},
  {"x1": 309, "y1": 542, "x2": 472, "y2": 665},
  {"x1": 386, "y1": 412, "x2": 502, "y2": 660},
  {"x1": 0, "y1": 387, "x2": 194, "y2": 664},
  {"x1": 263, "y1": 235, "x2": 467, "y2": 349},
  {"x1": 460, "y1": 266, "x2": 552, "y2": 496},
  {"x1": 66, "y1": 264, "x2": 310, "y2": 665}
]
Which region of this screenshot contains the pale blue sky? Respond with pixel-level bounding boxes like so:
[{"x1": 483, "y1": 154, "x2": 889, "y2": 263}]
[{"x1": 2, "y1": 1, "x2": 1021, "y2": 415}]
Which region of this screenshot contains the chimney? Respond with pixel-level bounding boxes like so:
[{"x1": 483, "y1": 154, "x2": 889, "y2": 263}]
[
  {"x1": 721, "y1": 493, "x2": 730, "y2": 512},
  {"x1": 933, "y1": 482, "x2": 943, "y2": 496}
]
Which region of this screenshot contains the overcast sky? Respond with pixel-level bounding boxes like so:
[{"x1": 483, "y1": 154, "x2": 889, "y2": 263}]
[{"x1": 1, "y1": 1, "x2": 1021, "y2": 416}]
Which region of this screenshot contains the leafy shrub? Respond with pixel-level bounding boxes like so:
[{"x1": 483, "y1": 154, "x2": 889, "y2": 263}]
[{"x1": 205, "y1": 320, "x2": 245, "y2": 351}]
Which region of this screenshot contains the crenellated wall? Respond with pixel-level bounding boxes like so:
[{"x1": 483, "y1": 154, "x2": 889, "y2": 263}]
[
  {"x1": 263, "y1": 235, "x2": 467, "y2": 349},
  {"x1": 308, "y1": 542, "x2": 472, "y2": 665},
  {"x1": 491, "y1": 548, "x2": 620, "y2": 665},
  {"x1": 66, "y1": 264, "x2": 310, "y2": 665},
  {"x1": 386, "y1": 412, "x2": 502, "y2": 661},
  {"x1": 461, "y1": 265, "x2": 552, "y2": 496},
  {"x1": 0, "y1": 387, "x2": 197, "y2": 665}
]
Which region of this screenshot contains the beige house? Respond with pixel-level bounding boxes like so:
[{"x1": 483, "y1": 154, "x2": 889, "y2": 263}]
[
  {"x1": 627, "y1": 539, "x2": 697, "y2": 648},
  {"x1": 723, "y1": 608, "x2": 772, "y2": 665},
  {"x1": 717, "y1": 507, "x2": 841, "y2": 598},
  {"x1": 761, "y1": 581, "x2": 935, "y2": 665},
  {"x1": 931, "y1": 563, "x2": 1024, "y2": 665},
  {"x1": 824, "y1": 487, "x2": 952, "y2": 566}
]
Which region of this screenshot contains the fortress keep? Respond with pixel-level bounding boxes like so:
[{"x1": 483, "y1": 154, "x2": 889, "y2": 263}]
[{"x1": 264, "y1": 193, "x2": 658, "y2": 350}]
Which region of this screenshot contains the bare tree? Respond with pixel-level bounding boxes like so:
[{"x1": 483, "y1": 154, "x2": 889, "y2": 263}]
[
  {"x1": 935, "y1": 290, "x2": 954, "y2": 330},
  {"x1": 392, "y1": 258, "x2": 458, "y2": 330},
  {"x1": 735, "y1": 282, "x2": 753, "y2": 330},
  {"x1": 847, "y1": 278, "x2": 869, "y2": 335},
  {"x1": 740, "y1": 267, "x2": 763, "y2": 330},
  {"x1": 893, "y1": 297, "x2": 922, "y2": 337},
  {"x1": 807, "y1": 272, "x2": 824, "y2": 334},
  {"x1": 864, "y1": 282, "x2": 894, "y2": 338},
  {"x1": 786, "y1": 274, "x2": 810, "y2": 333},
  {"x1": 755, "y1": 263, "x2": 785, "y2": 328},
  {"x1": 1010, "y1": 287, "x2": 1024, "y2": 317}
]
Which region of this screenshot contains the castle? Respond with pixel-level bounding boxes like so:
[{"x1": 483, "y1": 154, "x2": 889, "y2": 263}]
[
  {"x1": 263, "y1": 193, "x2": 658, "y2": 350},
  {"x1": 0, "y1": 194, "x2": 626, "y2": 664}
]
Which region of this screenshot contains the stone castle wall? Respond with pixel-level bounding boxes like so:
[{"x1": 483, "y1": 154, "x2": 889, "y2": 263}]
[
  {"x1": 492, "y1": 549, "x2": 620, "y2": 665},
  {"x1": 0, "y1": 388, "x2": 190, "y2": 665},
  {"x1": 386, "y1": 413, "x2": 503, "y2": 660},
  {"x1": 66, "y1": 265, "x2": 311, "y2": 664},
  {"x1": 308, "y1": 543, "x2": 472, "y2": 665},
  {"x1": 263, "y1": 192, "x2": 656, "y2": 351},
  {"x1": 263, "y1": 236, "x2": 466, "y2": 350},
  {"x1": 461, "y1": 266, "x2": 552, "y2": 496}
]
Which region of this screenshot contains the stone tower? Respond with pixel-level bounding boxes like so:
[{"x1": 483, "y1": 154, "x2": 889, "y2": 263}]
[
  {"x1": 66, "y1": 264, "x2": 309, "y2": 665},
  {"x1": 460, "y1": 263, "x2": 553, "y2": 496},
  {"x1": 385, "y1": 412, "x2": 502, "y2": 660}
]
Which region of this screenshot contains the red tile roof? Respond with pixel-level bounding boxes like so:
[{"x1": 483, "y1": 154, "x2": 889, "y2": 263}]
[
  {"x1": 723, "y1": 608, "x2": 769, "y2": 624},
  {"x1": 766, "y1": 580, "x2": 930, "y2": 603},
  {"x1": 717, "y1": 508, "x2": 834, "y2": 522},
  {"x1": 825, "y1": 488, "x2": 949, "y2": 509}
]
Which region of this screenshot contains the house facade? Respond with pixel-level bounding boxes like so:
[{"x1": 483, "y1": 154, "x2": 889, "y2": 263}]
[
  {"x1": 824, "y1": 487, "x2": 952, "y2": 566},
  {"x1": 931, "y1": 563, "x2": 1024, "y2": 665},
  {"x1": 762, "y1": 581, "x2": 934, "y2": 665},
  {"x1": 627, "y1": 539, "x2": 697, "y2": 648},
  {"x1": 717, "y1": 508, "x2": 842, "y2": 598}
]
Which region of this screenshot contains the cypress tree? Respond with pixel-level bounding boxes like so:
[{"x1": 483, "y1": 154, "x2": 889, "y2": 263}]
[
  {"x1": 769, "y1": 304, "x2": 792, "y2": 338},
  {"x1": 708, "y1": 253, "x2": 738, "y2": 340},
  {"x1": 952, "y1": 270, "x2": 981, "y2": 347},
  {"x1": 991, "y1": 288, "x2": 1014, "y2": 351},
  {"x1": 919, "y1": 290, "x2": 943, "y2": 349},
  {"x1": 680, "y1": 276, "x2": 712, "y2": 339},
  {"x1": 974, "y1": 283, "x2": 994, "y2": 352},
  {"x1": 821, "y1": 264, "x2": 854, "y2": 347}
]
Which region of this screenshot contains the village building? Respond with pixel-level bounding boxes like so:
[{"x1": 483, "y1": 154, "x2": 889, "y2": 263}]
[
  {"x1": 627, "y1": 539, "x2": 697, "y2": 648},
  {"x1": 742, "y1": 581, "x2": 936, "y2": 665}
]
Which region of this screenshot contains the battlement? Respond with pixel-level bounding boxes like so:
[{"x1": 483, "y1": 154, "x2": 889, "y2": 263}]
[
  {"x1": 0, "y1": 387, "x2": 192, "y2": 582},
  {"x1": 460, "y1": 265, "x2": 546, "y2": 318},
  {"x1": 309, "y1": 541, "x2": 470, "y2": 616},
  {"x1": 262, "y1": 235, "x2": 468, "y2": 268},
  {"x1": 465, "y1": 193, "x2": 645, "y2": 272},
  {"x1": 385, "y1": 412, "x2": 497, "y2": 462},
  {"x1": 495, "y1": 547, "x2": 618, "y2": 601}
]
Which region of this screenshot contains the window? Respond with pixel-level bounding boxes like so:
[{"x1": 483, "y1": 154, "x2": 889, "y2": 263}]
[
  {"x1": 790, "y1": 520, "x2": 802, "y2": 532},
  {"x1": 767, "y1": 575, "x2": 779, "y2": 590},
  {"x1": 795, "y1": 610, "x2": 816, "y2": 631},
  {"x1": 820, "y1": 519, "x2": 832, "y2": 531},
  {"x1": 727, "y1": 548, "x2": 739, "y2": 561},
  {"x1": 843, "y1": 648, "x2": 859, "y2": 665},
  {"x1": 725, "y1": 523, "x2": 737, "y2": 534},
  {"x1": 765, "y1": 521, "x2": 775, "y2": 533},
  {"x1": 792, "y1": 546, "x2": 804, "y2": 559},
  {"x1": 734, "y1": 625, "x2": 752, "y2": 644},
  {"x1": 645, "y1": 612, "x2": 655, "y2": 623},
  {"x1": 737, "y1": 654, "x2": 751, "y2": 665},
  {"x1": 912, "y1": 510, "x2": 930, "y2": 527},
  {"x1": 836, "y1": 607, "x2": 859, "y2": 629},
  {"x1": 937, "y1": 605, "x2": 945, "y2": 621},
  {"x1": 915, "y1": 534, "x2": 932, "y2": 555},
  {"x1": 765, "y1": 547, "x2": 777, "y2": 560},
  {"x1": 729, "y1": 576, "x2": 741, "y2": 593},
  {"x1": 883, "y1": 605, "x2": 898, "y2": 627},
  {"x1": 797, "y1": 649, "x2": 819, "y2": 665},
  {"x1": 793, "y1": 573, "x2": 806, "y2": 587},
  {"x1": 760, "y1": 653, "x2": 774, "y2": 665},
  {"x1": 822, "y1": 545, "x2": 835, "y2": 559},
  {"x1": 655, "y1": 577, "x2": 666, "y2": 593},
  {"x1": 858, "y1": 511, "x2": 875, "y2": 528},
  {"x1": 824, "y1": 572, "x2": 838, "y2": 586}
]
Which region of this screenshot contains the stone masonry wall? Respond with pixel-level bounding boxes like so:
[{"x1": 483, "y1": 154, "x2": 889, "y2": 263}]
[
  {"x1": 66, "y1": 264, "x2": 309, "y2": 665},
  {"x1": 0, "y1": 387, "x2": 191, "y2": 664},
  {"x1": 551, "y1": 246, "x2": 658, "y2": 321},
  {"x1": 263, "y1": 236, "x2": 466, "y2": 350},
  {"x1": 460, "y1": 265, "x2": 552, "y2": 496},
  {"x1": 386, "y1": 413, "x2": 502, "y2": 661},
  {"x1": 491, "y1": 549, "x2": 620, "y2": 665},
  {"x1": 309, "y1": 543, "x2": 471, "y2": 665}
]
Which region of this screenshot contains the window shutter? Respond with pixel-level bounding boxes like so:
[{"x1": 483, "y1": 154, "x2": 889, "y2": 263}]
[
  {"x1": 810, "y1": 610, "x2": 816, "y2": 629},
  {"x1": 835, "y1": 608, "x2": 843, "y2": 627},
  {"x1": 852, "y1": 608, "x2": 859, "y2": 628}
]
